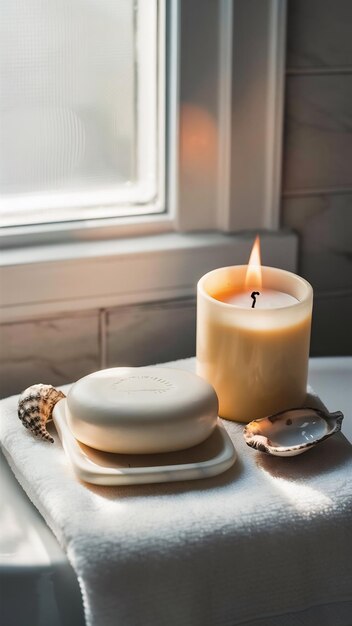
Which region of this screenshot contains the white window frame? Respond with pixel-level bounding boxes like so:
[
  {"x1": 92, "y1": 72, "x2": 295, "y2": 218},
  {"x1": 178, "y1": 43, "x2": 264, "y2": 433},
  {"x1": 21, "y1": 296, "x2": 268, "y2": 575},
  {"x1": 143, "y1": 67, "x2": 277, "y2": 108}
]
[
  {"x1": 171, "y1": 0, "x2": 287, "y2": 232},
  {"x1": 0, "y1": 0, "x2": 293, "y2": 323}
]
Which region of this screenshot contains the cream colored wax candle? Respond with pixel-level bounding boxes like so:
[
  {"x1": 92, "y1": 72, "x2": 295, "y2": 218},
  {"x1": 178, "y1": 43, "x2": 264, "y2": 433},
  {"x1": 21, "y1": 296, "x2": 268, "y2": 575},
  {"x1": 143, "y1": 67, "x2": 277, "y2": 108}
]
[{"x1": 196, "y1": 238, "x2": 313, "y2": 422}]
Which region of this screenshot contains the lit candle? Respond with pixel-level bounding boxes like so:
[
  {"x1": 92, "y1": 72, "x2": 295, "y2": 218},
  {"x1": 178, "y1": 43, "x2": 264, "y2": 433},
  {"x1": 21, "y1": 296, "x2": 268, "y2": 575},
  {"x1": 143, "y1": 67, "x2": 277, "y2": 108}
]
[
  {"x1": 215, "y1": 237, "x2": 298, "y2": 309},
  {"x1": 196, "y1": 237, "x2": 313, "y2": 422}
]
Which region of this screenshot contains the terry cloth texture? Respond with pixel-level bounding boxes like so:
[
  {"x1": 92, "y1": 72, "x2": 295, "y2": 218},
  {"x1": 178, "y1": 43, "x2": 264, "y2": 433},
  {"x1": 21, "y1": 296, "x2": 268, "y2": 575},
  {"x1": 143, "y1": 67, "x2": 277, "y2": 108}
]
[{"x1": 1, "y1": 358, "x2": 352, "y2": 626}]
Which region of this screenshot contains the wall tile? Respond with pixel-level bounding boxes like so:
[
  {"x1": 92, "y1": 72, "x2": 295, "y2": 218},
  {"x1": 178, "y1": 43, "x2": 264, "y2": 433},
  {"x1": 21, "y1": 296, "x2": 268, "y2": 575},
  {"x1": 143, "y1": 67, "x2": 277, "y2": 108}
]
[
  {"x1": 282, "y1": 75, "x2": 352, "y2": 192},
  {"x1": 107, "y1": 298, "x2": 196, "y2": 367},
  {"x1": 284, "y1": 2, "x2": 352, "y2": 356},
  {"x1": 282, "y1": 194, "x2": 352, "y2": 292},
  {"x1": 287, "y1": 0, "x2": 352, "y2": 69},
  {"x1": 310, "y1": 293, "x2": 352, "y2": 356},
  {"x1": 0, "y1": 312, "x2": 100, "y2": 398},
  {"x1": 282, "y1": 193, "x2": 352, "y2": 355}
]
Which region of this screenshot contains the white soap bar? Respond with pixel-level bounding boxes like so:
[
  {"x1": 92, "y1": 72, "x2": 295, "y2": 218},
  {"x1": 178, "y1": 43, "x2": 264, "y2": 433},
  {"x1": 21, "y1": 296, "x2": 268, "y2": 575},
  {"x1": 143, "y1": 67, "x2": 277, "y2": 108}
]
[{"x1": 66, "y1": 367, "x2": 218, "y2": 454}]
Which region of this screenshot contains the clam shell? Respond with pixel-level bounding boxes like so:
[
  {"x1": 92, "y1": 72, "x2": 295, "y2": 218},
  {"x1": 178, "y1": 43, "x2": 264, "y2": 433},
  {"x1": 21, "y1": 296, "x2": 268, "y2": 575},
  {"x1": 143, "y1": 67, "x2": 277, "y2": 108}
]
[
  {"x1": 243, "y1": 407, "x2": 344, "y2": 457},
  {"x1": 18, "y1": 384, "x2": 66, "y2": 443}
]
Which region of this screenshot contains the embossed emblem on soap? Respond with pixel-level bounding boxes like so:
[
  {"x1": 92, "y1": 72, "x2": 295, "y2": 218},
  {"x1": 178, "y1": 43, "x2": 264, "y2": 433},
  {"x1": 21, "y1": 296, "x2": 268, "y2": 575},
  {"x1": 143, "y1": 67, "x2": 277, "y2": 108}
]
[{"x1": 111, "y1": 375, "x2": 174, "y2": 395}]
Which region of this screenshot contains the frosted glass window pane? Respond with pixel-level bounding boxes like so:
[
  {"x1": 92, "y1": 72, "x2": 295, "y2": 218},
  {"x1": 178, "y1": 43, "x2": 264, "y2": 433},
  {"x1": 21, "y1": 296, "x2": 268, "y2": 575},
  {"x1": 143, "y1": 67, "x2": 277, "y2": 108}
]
[{"x1": 0, "y1": 0, "x2": 161, "y2": 226}]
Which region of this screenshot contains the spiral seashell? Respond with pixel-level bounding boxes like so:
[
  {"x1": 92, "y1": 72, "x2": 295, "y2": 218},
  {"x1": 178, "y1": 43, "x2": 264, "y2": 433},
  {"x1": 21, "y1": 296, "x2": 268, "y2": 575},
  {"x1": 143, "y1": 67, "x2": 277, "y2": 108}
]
[{"x1": 18, "y1": 384, "x2": 66, "y2": 443}]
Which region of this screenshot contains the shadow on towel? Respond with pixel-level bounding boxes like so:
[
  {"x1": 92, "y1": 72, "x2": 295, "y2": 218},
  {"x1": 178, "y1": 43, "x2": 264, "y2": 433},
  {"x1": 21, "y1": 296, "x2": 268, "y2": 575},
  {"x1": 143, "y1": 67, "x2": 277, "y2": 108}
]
[{"x1": 256, "y1": 432, "x2": 352, "y2": 481}]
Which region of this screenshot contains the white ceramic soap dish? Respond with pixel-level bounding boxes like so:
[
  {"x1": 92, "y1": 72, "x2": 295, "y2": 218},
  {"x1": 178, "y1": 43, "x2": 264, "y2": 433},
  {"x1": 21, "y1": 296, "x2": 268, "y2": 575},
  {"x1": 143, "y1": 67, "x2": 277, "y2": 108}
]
[{"x1": 52, "y1": 400, "x2": 236, "y2": 486}]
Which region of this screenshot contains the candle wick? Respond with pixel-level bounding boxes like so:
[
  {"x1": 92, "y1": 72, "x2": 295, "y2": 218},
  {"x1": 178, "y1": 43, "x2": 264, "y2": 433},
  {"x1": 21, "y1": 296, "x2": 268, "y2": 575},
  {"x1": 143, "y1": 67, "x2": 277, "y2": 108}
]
[{"x1": 251, "y1": 291, "x2": 260, "y2": 308}]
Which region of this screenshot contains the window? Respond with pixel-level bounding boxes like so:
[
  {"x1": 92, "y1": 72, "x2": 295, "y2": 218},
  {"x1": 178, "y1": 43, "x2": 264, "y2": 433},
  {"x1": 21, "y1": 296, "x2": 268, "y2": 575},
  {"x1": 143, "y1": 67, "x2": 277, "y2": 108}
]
[
  {"x1": 0, "y1": 0, "x2": 164, "y2": 227},
  {"x1": 0, "y1": 0, "x2": 292, "y2": 322}
]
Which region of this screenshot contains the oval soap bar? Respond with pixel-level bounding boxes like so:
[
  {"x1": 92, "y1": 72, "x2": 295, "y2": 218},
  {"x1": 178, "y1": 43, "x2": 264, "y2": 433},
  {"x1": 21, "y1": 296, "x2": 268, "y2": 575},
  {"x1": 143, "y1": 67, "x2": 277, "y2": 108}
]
[{"x1": 66, "y1": 367, "x2": 218, "y2": 454}]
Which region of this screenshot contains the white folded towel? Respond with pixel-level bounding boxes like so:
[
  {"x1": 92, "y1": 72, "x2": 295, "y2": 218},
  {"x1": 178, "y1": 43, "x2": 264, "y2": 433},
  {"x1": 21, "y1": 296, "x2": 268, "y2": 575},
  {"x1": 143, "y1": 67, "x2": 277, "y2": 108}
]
[{"x1": 1, "y1": 358, "x2": 352, "y2": 626}]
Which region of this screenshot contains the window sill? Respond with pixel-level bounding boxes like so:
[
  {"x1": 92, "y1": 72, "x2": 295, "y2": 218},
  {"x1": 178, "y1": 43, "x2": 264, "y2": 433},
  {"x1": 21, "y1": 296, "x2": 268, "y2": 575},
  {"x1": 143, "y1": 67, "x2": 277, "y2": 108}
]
[{"x1": 0, "y1": 230, "x2": 297, "y2": 323}]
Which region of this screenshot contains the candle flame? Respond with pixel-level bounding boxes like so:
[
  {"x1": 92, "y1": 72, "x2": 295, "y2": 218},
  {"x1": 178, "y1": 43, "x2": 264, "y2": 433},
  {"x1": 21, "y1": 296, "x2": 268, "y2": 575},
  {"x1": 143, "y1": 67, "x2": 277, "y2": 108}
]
[{"x1": 245, "y1": 235, "x2": 262, "y2": 290}]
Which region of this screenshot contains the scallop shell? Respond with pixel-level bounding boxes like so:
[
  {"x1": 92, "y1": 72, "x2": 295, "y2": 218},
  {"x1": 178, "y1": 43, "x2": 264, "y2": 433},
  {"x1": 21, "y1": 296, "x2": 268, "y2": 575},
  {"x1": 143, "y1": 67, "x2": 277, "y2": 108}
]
[
  {"x1": 243, "y1": 407, "x2": 344, "y2": 457},
  {"x1": 18, "y1": 384, "x2": 66, "y2": 443}
]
